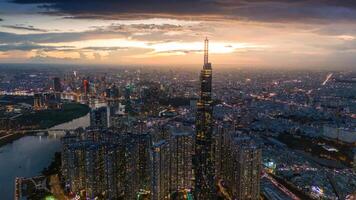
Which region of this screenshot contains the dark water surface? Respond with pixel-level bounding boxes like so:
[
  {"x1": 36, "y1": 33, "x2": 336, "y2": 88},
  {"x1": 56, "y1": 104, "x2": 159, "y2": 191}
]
[{"x1": 0, "y1": 114, "x2": 89, "y2": 200}]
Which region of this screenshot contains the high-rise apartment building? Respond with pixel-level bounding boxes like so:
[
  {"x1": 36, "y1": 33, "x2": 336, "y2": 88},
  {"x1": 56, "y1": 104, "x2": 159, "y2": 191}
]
[
  {"x1": 90, "y1": 106, "x2": 108, "y2": 128},
  {"x1": 151, "y1": 140, "x2": 170, "y2": 200},
  {"x1": 169, "y1": 128, "x2": 194, "y2": 193},
  {"x1": 33, "y1": 93, "x2": 43, "y2": 110},
  {"x1": 213, "y1": 121, "x2": 235, "y2": 179},
  {"x1": 231, "y1": 136, "x2": 261, "y2": 200},
  {"x1": 53, "y1": 77, "x2": 62, "y2": 92}
]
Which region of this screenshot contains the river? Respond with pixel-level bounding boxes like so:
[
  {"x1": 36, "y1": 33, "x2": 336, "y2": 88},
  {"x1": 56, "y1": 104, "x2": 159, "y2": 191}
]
[{"x1": 0, "y1": 114, "x2": 90, "y2": 200}]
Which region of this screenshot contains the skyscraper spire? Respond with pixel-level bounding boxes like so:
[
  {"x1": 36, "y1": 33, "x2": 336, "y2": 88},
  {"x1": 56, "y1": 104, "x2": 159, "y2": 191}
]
[
  {"x1": 204, "y1": 37, "x2": 209, "y2": 66},
  {"x1": 203, "y1": 37, "x2": 212, "y2": 70}
]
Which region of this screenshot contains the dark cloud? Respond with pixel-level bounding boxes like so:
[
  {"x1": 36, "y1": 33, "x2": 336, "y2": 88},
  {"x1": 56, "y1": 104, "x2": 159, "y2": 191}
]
[
  {"x1": 0, "y1": 42, "x2": 46, "y2": 51},
  {"x1": 2, "y1": 24, "x2": 48, "y2": 32},
  {"x1": 0, "y1": 22, "x2": 203, "y2": 45},
  {"x1": 155, "y1": 49, "x2": 203, "y2": 54},
  {"x1": 315, "y1": 40, "x2": 356, "y2": 51},
  {"x1": 91, "y1": 23, "x2": 183, "y2": 33},
  {"x1": 81, "y1": 47, "x2": 129, "y2": 51},
  {"x1": 0, "y1": 31, "x2": 84, "y2": 43},
  {"x1": 0, "y1": 30, "x2": 128, "y2": 44},
  {"x1": 313, "y1": 25, "x2": 356, "y2": 36},
  {"x1": 30, "y1": 54, "x2": 81, "y2": 64},
  {"x1": 10, "y1": 0, "x2": 356, "y2": 23},
  {"x1": 0, "y1": 42, "x2": 73, "y2": 51}
]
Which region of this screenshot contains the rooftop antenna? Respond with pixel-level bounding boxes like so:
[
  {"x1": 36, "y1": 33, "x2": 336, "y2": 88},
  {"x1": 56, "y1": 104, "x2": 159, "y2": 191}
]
[{"x1": 204, "y1": 37, "x2": 209, "y2": 65}]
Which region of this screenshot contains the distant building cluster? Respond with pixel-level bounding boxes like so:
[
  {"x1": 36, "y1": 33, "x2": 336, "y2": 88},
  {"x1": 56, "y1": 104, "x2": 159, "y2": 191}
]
[
  {"x1": 33, "y1": 92, "x2": 62, "y2": 110},
  {"x1": 33, "y1": 77, "x2": 63, "y2": 110}
]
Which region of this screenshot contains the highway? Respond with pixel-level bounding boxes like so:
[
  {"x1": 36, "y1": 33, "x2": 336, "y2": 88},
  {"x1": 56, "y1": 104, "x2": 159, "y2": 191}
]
[{"x1": 262, "y1": 172, "x2": 300, "y2": 200}]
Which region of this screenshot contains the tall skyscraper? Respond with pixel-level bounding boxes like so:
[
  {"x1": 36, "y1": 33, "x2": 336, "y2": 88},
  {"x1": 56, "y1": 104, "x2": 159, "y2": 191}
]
[
  {"x1": 83, "y1": 79, "x2": 89, "y2": 95},
  {"x1": 90, "y1": 106, "x2": 108, "y2": 128},
  {"x1": 84, "y1": 143, "x2": 105, "y2": 198},
  {"x1": 33, "y1": 93, "x2": 43, "y2": 110},
  {"x1": 213, "y1": 121, "x2": 234, "y2": 179},
  {"x1": 195, "y1": 38, "x2": 215, "y2": 199},
  {"x1": 121, "y1": 132, "x2": 152, "y2": 199},
  {"x1": 169, "y1": 128, "x2": 194, "y2": 193},
  {"x1": 151, "y1": 140, "x2": 171, "y2": 200},
  {"x1": 231, "y1": 136, "x2": 261, "y2": 200},
  {"x1": 53, "y1": 77, "x2": 62, "y2": 92},
  {"x1": 52, "y1": 77, "x2": 62, "y2": 102},
  {"x1": 124, "y1": 84, "x2": 133, "y2": 114}
]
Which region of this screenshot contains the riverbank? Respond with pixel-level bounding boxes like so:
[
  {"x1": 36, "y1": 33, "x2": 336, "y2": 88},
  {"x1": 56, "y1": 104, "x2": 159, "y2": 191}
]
[
  {"x1": 277, "y1": 134, "x2": 353, "y2": 167},
  {"x1": 0, "y1": 132, "x2": 26, "y2": 147},
  {"x1": 0, "y1": 103, "x2": 89, "y2": 147},
  {"x1": 18, "y1": 103, "x2": 90, "y2": 129}
]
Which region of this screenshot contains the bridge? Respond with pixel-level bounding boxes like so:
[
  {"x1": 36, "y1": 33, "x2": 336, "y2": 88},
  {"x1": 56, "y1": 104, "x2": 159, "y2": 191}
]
[
  {"x1": 0, "y1": 128, "x2": 76, "y2": 134},
  {"x1": 21, "y1": 128, "x2": 76, "y2": 132},
  {"x1": 0, "y1": 129, "x2": 76, "y2": 145}
]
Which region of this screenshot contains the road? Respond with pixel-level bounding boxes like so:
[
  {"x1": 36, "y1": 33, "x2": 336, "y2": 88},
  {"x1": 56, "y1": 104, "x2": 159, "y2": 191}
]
[
  {"x1": 262, "y1": 177, "x2": 295, "y2": 200},
  {"x1": 50, "y1": 174, "x2": 69, "y2": 200},
  {"x1": 217, "y1": 179, "x2": 232, "y2": 200},
  {"x1": 262, "y1": 173, "x2": 300, "y2": 200}
]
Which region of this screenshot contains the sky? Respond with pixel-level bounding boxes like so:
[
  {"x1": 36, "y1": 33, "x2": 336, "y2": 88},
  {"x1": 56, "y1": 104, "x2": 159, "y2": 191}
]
[{"x1": 0, "y1": 0, "x2": 356, "y2": 69}]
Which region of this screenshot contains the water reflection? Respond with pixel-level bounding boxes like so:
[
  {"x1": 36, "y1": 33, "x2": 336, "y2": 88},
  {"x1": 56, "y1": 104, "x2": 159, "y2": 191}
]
[{"x1": 0, "y1": 114, "x2": 89, "y2": 200}]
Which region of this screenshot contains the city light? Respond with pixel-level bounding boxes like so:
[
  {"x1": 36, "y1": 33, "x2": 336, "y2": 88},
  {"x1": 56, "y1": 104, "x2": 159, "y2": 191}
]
[{"x1": 1, "y1": 1, "x2": 356, "y2": 200}]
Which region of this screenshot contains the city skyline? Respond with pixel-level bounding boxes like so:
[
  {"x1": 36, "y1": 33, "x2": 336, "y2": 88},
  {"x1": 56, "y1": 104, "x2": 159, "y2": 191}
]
[
  {"x1": 0, "y1": 48, "x2": 355, "y2": 199},
  {"x1": 0, "y1": 1, "x2": 355, "y2": 200},
  {"x1": 0, "y1": 0, "x2": 356, "y2": 69}
]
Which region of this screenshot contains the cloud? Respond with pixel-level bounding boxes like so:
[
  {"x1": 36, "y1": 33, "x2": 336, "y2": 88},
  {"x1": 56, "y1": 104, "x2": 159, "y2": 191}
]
[
  {"x1": 0, "y1": 21, "x2": 207, "y2": 45},
  {"x1": 81, "y1": 46, "x2": 129, "y2": 51},
  {"x1": 2, "y1": 24, "x2": 49, "y2": 32},
  {"x1": 93, "y1": 23, "x2": 183, "y2": 31},
  {"x1": 93, "y1": 52, "x2": 101, "y2": 60},
  {"x1": 153, "y1": 49, "x2": 202, "y2": 54},
  {"x1": 1, "y1": 1, "x2": 356, "y2": 68},
  {"x1": 30, "y1": 54, "x2": 81, "y2": 64},
  {"x1": 313, "y1": 24, "x2": 356, "y2": 36},
  {"x1": 0, "y1": 42, "x2": 73, "y2": 51},
  {"x1": 10, "y1": 0, "x2": 356, "y2": 24},
  {"x1": 0, "y1": 31, "x2": 79, "y2": 43},
  {"x1": 315, "y1": 40, "x2": 356, "y2": 51},
  {"x1": 0, "y1": 31, "x2": 123, "y2": 44}
]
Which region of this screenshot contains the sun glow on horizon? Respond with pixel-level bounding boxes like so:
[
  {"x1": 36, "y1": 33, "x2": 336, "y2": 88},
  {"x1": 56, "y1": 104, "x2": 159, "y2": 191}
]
[{"x1": 39, "y1": 38, "x2": 267, "y2": 59}]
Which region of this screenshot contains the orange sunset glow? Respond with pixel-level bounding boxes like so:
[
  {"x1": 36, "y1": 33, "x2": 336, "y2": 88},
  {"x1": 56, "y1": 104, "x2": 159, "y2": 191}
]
[{"x1": 0, "y1": 1, "x2": 356, "y2": 69}]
